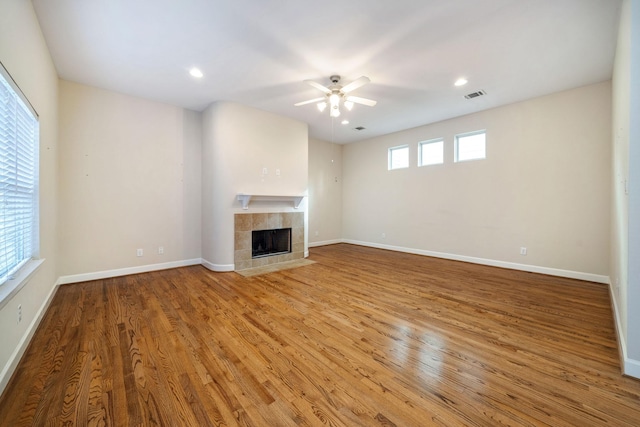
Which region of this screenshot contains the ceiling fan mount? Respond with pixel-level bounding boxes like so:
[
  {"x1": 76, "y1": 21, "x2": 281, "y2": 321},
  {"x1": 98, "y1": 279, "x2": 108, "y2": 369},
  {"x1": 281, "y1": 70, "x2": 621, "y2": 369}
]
[{"x1": 295, "y1": 75, "x2": 377, "y2": 118}]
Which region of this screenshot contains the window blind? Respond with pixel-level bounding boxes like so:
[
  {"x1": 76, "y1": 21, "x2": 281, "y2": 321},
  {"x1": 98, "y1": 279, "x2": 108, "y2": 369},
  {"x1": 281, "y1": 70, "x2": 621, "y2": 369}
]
[{"x1": 0, "y1": 65, "x2": 38, "y2": 286}]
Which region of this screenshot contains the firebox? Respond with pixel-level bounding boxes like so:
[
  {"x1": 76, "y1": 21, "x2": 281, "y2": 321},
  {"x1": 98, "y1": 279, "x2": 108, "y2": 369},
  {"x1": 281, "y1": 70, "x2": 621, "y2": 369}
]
[{"x1": 252, "y1": 228, "x2": 292, "y2": 258}]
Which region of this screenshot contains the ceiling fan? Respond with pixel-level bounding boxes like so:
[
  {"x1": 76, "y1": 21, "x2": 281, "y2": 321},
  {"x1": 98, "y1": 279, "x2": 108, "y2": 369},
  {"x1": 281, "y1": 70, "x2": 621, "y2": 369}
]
[{"x1": 295, "y1": 75, "x2": 377, "y2": 118}]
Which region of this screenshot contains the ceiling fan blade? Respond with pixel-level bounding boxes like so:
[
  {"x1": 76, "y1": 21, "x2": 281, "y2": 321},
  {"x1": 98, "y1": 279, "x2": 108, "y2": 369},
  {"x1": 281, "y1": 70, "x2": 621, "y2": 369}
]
[
  {"x1": 341, "y1": 76, "x2": 370, "y2": 94},
  {"x1": 304, "y1": 80, "x2": 332, "y2": 94},
  {"x1": 345, "y1": 95, "x2": 377, "y2": 107},
  {"x1": 294, "y1": 97, "x2": 326, "y2": 107}
]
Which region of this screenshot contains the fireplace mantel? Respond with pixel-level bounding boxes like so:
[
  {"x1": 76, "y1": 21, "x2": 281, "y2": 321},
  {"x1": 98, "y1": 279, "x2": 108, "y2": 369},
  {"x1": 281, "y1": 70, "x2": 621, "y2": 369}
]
[{"x1": 237, "y1": 194, "x2": 305, "y2": 210}]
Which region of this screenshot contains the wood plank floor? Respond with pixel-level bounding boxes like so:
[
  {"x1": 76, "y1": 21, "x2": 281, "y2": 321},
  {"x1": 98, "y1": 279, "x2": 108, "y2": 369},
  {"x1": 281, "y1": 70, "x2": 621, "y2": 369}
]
[{"x1": 1, "y1": 243, "x2": 639, "y2": 426}]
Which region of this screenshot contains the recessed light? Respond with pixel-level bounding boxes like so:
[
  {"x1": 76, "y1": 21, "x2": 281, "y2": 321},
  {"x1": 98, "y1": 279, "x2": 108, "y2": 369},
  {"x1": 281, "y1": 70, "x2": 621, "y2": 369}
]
[
  {"x1": 454, "y1": 77, "x2": 468, "y2": 87},
  {"x1": 341, "y1": 120, "x2": 349, "y2": 125},
  {"x1": 189, "y1": 68, "x2": 204, "y2": 78}
]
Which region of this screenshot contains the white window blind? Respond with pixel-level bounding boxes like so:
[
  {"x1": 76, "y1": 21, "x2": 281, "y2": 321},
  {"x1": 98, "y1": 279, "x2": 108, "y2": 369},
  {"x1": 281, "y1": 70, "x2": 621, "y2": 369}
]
[{"x1": 0, "y1": 64, "x2": 38, "y2": 286}]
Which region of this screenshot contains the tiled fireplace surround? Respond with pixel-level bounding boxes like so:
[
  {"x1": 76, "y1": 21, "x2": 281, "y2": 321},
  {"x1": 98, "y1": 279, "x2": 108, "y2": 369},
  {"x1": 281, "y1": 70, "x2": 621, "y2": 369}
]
[{"x1": 234, "y1": 212, "x2": 304, "y2": 271}]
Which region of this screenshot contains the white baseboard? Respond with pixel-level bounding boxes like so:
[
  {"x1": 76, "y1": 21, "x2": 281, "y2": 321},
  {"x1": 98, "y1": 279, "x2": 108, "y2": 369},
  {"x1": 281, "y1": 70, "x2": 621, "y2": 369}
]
[
  {"x1": 341, "y1": 240, "x2": 610, "y2": 284},
  {"x1": 308, "y1": 239, "x2": 343, "y2": 248},
  {"x1": 201, "y1": 259, "x2": 234, "y2": 272},
  {"x1": 0, "y1": 277, "x2": 59, "y2": 396},
  {"x1": 608, "y1": 283, "x2": 640, "y2": 379},
  {"x1": 58, "y1": 258, "x2": 203, "y2": 285},
  {"x1": 624, "y1": 357, "x2": 640, "y2": 379}
]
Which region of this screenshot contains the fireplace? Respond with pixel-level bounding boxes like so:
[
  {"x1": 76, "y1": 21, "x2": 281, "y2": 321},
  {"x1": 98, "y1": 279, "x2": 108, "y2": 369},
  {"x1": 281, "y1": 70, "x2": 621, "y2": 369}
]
[
  {"x1": 252, "y1": 228, "x2": 292, "y2": 258},
  {"x1": 234, "y1": 212, "x2": 304, "y2": 271}
]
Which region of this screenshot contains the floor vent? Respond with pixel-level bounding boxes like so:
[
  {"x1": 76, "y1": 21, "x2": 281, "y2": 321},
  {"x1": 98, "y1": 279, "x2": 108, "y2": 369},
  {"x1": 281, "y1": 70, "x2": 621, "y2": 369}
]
[{"x1": 464, "y1": 90, "x2": 486, "y2": 99}]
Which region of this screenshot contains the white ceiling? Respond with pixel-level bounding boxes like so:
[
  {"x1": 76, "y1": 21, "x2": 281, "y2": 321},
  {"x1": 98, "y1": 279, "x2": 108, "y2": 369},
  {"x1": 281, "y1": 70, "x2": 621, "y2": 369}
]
[{"x1": 32, "y1": 0, "x2": 621, "y2": 144}]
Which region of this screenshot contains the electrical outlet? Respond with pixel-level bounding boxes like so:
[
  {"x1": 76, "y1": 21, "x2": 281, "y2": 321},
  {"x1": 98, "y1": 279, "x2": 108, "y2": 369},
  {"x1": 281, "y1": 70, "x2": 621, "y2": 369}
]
[
  {"x1": 158, "y1": 246, "x2": 164, "y2": 255},
  {"x1": 520, "y1": 247, "x2": 527, "y2": 256},
  {"x1": 17, "y1": 304, "x2": 22, "y2": 324},
  {"x1": 381, "y1": 233, "x2": 386, "y2": 239},
  {"x1": 315, "y1": 231, "x2": 319, "y2": 237},
  {"x1": 137, "y1": 248, "x2": 143, "y2": 257}
]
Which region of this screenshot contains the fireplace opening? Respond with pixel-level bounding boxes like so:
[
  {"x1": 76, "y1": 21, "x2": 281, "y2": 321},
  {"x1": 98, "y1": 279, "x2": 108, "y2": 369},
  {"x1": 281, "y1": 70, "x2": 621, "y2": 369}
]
[{"x1": 252, "y1": 228, "x2": 292, "y2": 258}]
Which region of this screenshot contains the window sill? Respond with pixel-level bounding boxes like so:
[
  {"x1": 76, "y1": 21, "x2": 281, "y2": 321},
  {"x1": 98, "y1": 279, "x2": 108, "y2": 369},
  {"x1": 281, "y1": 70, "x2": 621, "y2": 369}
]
[{"x1": 0, "y1": 259, "x2": 45, "y2": 310}]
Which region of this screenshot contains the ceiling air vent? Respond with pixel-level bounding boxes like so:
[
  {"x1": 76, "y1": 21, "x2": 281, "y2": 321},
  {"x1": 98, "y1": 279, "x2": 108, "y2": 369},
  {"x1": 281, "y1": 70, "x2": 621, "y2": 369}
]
[
  {"x1": 354, "y1": 126, "x2": 366, "y2": 131},
  {"x1": 464, "y1": 90, "x2": 486, "y2": 99}
]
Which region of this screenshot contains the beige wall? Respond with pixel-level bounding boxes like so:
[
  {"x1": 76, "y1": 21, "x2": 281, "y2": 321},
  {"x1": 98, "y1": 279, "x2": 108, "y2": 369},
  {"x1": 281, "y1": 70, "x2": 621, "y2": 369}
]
[
  {"x1": 626, "y1": 0, "x2": 640, "y2": 375},
  {"x1": 343, "y1": 82, "x2": 611, "y2": 279},
  {"x1": 201, "y1": 102, "x2": 308, "y2": 270},
  {"x1": 611, "y1": 0, "x2": 640, "y2": 377},
  {"x1": 308, "y1": 138, "x2": 343, "y2": 245},
  {"x1": 627, "y1": 0, "x2": 640, "y2": 372},
  {"x1": 58, "y1": 81, "x2": 202, "y2": 276},
  {"x1": 0, "y1": 0, "x2": 60, "y2": 392},
  {"x1": 611, "y1": 0, "x2": 631, "y2": 362}
]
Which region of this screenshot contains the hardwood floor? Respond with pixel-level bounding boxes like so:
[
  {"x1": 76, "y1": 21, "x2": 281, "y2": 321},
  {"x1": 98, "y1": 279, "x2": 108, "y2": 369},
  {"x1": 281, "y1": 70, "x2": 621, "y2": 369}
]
[{"x1": 1, "y1": 243, "x2": 639, "y2": 426}]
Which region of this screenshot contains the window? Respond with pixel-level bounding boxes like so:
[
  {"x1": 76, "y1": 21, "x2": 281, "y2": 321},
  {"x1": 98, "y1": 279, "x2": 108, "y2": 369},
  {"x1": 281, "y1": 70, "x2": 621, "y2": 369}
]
[
  {"x1": 455, "y1": 130, "x2": 486, "y2": 162},
  {"x1": 388, "y1": 145, "x2": 409, "y2": 170},
  {"x1": 418, "y1": 138, "x2": 444, "y2": 166},
  {"x1": 0, "y1": 63, "x2": 39, "y2": 288}
]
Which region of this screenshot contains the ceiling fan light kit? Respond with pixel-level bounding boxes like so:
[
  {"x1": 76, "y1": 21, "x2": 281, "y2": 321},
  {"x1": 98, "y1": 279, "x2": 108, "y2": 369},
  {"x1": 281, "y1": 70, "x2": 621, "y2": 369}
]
[{"x1": 295, "y1": 75, "x2": 377, "y2": 118}]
